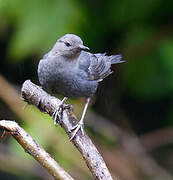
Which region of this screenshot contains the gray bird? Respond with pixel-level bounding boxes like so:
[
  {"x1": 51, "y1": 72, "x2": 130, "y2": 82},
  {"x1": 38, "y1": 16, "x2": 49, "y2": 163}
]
[{"x1": 38, "y1": 34, "x2": 124, "y2": 140}]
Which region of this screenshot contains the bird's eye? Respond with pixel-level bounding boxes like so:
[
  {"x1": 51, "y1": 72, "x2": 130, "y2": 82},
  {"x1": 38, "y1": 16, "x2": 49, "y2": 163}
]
[{"x1": 65, "y1": 42, "x2": 71, "y2": 47}]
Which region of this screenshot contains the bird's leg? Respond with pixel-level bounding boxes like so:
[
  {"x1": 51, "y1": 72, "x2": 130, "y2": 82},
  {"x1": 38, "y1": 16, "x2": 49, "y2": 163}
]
[
  {"x1": 52, "y1": 97, "x2": 68, "y2": 125},
  {"x1": 70, "y1": 97, "x2": 91, "y2": 140}
]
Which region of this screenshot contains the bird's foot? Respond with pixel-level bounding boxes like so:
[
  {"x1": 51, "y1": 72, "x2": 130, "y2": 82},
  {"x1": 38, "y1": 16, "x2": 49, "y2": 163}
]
[
  {"x1": 64, "y1": 104, "x2": 73, "y2": 112},
  {"x1": 52, "y1": 103, "x2": 73, "y2": 125},
  {"x1": 70, "y1": 121, "x2": 84, "y2": 140},
  {"x1": 52, "y1": 104, "x2": 64, "y2": 125}
]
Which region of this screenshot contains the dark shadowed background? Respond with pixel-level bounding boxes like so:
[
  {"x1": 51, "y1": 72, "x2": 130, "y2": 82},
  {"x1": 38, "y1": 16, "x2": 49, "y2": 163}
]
[{"x1": 0, "y1": 0, "x2": 173, "y2": 179}]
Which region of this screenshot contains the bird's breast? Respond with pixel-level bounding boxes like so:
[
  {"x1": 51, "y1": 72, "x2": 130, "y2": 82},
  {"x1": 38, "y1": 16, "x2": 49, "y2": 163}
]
[{"x1": 38, "y1": 58, "x2": 98, "y2": 98}]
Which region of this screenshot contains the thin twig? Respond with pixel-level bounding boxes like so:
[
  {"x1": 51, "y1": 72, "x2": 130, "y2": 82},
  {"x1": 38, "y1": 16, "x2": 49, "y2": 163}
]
[
  {"x1": 0, "y1": 120, "x2": 74, "y2": 180},
  {"x1": 21, "y1": 80, "x2": 114, "y2": 180}
]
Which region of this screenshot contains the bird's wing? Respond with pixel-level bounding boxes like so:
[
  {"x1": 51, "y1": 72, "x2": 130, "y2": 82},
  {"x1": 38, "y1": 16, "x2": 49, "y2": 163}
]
[{"x1": 87, "y1": 53, "x2": 124, "y2": 82}]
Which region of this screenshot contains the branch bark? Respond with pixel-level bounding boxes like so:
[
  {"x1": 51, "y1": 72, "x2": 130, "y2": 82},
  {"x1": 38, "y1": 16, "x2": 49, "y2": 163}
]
[
  {"x1": 21, "y1": 80, "x2": 114, "y2": 180},
  {"x1": 0, "y1": 120, "x2": 74, "y2": 180}
]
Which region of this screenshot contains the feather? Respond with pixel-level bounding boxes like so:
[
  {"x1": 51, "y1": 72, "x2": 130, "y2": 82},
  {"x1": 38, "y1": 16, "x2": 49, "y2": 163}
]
[{"x1": 87, "y1": 53, "x2": 124, "y2": 81}]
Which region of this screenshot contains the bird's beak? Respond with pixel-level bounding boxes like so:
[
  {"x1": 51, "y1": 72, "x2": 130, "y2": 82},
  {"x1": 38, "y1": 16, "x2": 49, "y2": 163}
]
[{"x1": 79, "y1": 45, "x2": 90, "y2": 51}]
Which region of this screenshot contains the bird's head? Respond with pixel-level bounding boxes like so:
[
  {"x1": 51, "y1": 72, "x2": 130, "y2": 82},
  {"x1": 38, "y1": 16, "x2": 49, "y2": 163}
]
[{"x1": 52, "y1": 34, "x2": 89, "y2": 59}]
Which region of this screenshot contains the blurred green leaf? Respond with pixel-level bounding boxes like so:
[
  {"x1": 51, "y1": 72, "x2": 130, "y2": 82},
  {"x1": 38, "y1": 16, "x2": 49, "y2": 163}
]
[
  {"x1": 0, "y1": 0, "x2": 87, "y2": 61},
  {"x1": 123, "y1": 40, "x2": 173, "y2": 99},
  {"x1": 108, "y1": 0, "x2": 161, "y2": 28}
]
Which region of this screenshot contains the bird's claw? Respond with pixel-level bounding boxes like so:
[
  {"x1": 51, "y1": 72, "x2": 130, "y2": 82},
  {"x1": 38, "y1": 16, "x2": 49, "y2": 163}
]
[
  {"x1": 64, "y1": 104, "x2": 73, "y2": 112},
  {"x1": 52, "y1": 104, "x2": 64, "y2": 125},
  {"x1": 52, "y1": 103, "x2": 73, "y2": 125},
  {"x1": 70, "y1": 121, "x2": 84, "y2": 141}
]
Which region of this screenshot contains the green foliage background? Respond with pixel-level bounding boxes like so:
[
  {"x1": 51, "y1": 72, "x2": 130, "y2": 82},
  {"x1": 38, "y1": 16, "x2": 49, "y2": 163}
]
[{"x1": 0, "y1": 0, "x2": 173, "y2": 179}]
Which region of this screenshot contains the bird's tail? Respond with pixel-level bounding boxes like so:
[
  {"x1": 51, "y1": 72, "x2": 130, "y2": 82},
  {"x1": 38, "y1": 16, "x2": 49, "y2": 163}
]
[
  {"x1": 89, "y1": 53, "x2": 124, "y2": 82},
  {"x1": 109, "y1": 54, "x2": 124, "y2": 64}
]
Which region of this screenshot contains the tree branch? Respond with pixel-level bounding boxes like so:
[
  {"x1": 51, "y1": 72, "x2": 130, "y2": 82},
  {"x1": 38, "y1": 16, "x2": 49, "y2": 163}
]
[
  {"x1": 21, "y1": 80, "x2": 114, "y2": 180},
  {"x1": 0, "y1": 120, "x2": 74, "y2": 180}
]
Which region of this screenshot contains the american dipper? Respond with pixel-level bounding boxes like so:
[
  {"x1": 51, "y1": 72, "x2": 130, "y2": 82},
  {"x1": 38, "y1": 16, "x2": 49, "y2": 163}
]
[{"x1": 38, "y1": 34, "x2": 124, "y2": 140}]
